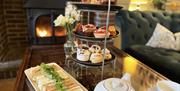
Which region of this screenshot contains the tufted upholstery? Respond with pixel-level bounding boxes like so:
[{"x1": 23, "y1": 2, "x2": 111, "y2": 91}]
[
  {"x1": 115, "y1": 10, "x2": 180, "y2": 83},
  {"x1": 116, "y1": 10, "x2": 180, "y2": 49}
]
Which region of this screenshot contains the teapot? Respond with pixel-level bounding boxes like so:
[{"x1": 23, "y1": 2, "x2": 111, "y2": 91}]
[{"x1": 94, "y1": 73, "x2": 134, "y2": 91}]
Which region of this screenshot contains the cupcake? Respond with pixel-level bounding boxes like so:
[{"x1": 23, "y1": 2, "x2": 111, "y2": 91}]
[
  {"x1": 90, "y1": 52, "x2": 103, "y2": 63},
  {"x1": 94, "y1": 26, "x2": 110, "y2": 38},
  {"x1": 76, "y1": 45, "x2": 90, "y2": 61},
  {"x1": 89, "y1": 45, "x2": 103, "y2": 63},
  {"x1": 102, "y1": 48, "x2": 112, "y2": 60},
  {"x1": 82, "y1": 24, "x2": 96, "y2": 36}
]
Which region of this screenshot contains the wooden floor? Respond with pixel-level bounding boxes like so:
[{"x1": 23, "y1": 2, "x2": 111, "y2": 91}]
[{"x1": 0, "y1": 78, "x2": 15, "y2": 91}]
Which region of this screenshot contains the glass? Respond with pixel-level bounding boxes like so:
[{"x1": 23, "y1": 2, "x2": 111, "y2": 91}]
[{"x1": 64, "y1": 40, "x2": 75, "y2": 58}]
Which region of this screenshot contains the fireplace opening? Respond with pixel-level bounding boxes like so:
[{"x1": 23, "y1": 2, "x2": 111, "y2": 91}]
[
  {"x1": 32, "y1": 14, "x2": 66, "y2": 45},
  {"x1": 34, "y1": 14, "x2": 66, "y2": 44},
  {"x1": 36, "y1": 15, "x2": 66, "y2": 37},
  {"x1": 25, "y1": 0, "x2": 66, "y2": 45}
]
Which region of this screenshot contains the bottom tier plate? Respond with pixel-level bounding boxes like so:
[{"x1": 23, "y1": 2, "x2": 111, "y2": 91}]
[{"x1": 71, "y1": 53, "x2": 115, "y2": 66}]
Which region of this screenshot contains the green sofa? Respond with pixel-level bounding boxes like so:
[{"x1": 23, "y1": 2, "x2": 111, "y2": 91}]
[{"x1": 115, "y1": 10, "x2": 180, "y2": 83}]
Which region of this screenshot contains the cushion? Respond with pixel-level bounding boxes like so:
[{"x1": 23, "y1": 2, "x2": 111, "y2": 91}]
[
  {"x1": 125, "y1": 45, "x2": 180, "y2": 83},
  {"x1": 146, "y1": 23, "x2": 180, "y2": 51}
]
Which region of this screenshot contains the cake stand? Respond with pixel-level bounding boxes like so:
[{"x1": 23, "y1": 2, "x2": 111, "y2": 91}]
[{"x1": 65, "y1": 1, "x2": 122, "y2": 86}]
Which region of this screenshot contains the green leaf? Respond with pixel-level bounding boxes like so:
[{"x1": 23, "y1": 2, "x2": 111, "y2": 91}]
[{"x1": 40, "y1": 63, "x2": 66, "y2": 91}]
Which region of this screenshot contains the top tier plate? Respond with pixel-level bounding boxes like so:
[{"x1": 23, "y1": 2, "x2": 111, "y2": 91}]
[{"x1": 69, "y1": 2, "x2": 123, "y2": 12}]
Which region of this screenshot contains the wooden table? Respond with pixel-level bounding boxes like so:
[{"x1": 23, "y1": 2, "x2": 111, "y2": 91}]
[{"x1": 14, "y1": 45, "x2": 167, "y2": 91}]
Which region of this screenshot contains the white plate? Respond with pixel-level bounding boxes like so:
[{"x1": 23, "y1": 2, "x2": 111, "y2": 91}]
[{"x1": 24, "y1": 62, "x2": 88, "y2": 91}]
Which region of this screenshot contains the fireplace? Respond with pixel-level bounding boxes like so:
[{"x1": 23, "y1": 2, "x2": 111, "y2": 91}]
[{"x1": 24, "y1": 0, "x2": 67, "y2": 45}]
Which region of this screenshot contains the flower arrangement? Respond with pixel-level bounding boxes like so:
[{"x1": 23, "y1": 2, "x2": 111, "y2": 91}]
[{"x1": 54, "y1": 3, "x2": 80, "y2": 41}]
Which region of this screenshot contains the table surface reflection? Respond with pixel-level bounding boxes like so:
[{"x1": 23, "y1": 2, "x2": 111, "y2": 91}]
[{"x1": 14, "y1": 45, "x2": 167, "y2": 91}]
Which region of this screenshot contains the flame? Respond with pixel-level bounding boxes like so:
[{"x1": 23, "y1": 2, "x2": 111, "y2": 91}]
[
  {"x1": 39, "y1": 30, "x2": 48, "y2": 37},
  {"x1": 36, "y1": 27, "x2": 51, "y2": 37}
]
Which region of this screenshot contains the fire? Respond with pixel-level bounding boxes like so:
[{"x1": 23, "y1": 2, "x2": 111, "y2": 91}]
[
  {"x1": 35, "y1": 15, "x2": 66, "y2": 37},
  {"x1": 38, "y1": 30, "x2": 47, "y2": 37},
  {"x1": 36, "y1": 27, "x2": 52, "y2": 37}
]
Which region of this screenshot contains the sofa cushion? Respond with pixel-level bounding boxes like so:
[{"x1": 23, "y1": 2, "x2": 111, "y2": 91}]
[
  {"x1": 125, "y1": 45, "x2": 180, "y2": 83},
  {"x1": 146, "y1": 23, "x2": 176, "y2": 50}
]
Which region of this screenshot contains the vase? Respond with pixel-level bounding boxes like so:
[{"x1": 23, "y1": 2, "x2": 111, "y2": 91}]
[{"x1": 63, "y1": 30, "x2": 75, "y2": 59}]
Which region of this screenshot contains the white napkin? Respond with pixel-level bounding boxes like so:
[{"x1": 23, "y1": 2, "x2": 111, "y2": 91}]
[{"x1": 149, "y1": 80, "x2": 180, "y2": 91}]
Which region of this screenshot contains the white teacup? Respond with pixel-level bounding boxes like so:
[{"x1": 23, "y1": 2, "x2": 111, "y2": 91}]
[{"x1": 94, "y1": 73, "x2": 134, "y2": 91}]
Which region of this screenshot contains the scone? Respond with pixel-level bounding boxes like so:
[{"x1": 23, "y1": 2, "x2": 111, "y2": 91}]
[
  {"x1": 90, "y1": 52, "x2": 103, "y2": 63},
  {"x1": 102, "y1": 48, "x2": 112, "y2": 60}
]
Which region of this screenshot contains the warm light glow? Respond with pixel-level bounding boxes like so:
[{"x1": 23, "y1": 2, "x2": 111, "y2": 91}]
[
  {"x1": 38, "y1": 30, "x2": 47, "y2": 37},
  {"x1": 123, "y1": 56, "x2": 138, "y2": 75},
  {"x1": 54, "y1": 26, "x2": 66, "y2": 36},
  {"x1": 129, "y1": 0, "x2": 148, "y2": 11},
  {"x1": 36, "y1": 27, "x2": 52, "y2": 37},
  {"x1": 166, "y1": 1, "x2": 180, "y2": 12}
]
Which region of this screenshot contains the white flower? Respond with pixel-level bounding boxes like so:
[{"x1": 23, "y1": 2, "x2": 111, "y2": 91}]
[
  {"x1": 76, "y1": 10, "x2": 80, "y2": 21},
  {"x1": 65, "y1": 4, "x2": 73, "y2": 17},
  {"x1": 68, "y1": 17, "x2": 75, "y2": 24},
  {"x1": 65, "y1": 4, "x2": 80, "y2": 21},
  {"x1": 54, "y1": 15, "x2": 66, "y2": 26},
  {"x1": 71, "y1": 10, "x2": 80, "y2": 21},
  {"x1": 54, "y1": 4, "x2": 80, "y2": 34}
]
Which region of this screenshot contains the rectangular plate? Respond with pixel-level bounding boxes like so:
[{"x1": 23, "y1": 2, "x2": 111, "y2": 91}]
[{"x1": 24, "y1": 62, "x2": 88, "y2": 91}]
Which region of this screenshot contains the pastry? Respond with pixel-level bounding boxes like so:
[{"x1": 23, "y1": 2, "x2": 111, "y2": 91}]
[
  {"x1": 90, "y1": 52, "x2": 103, "y2": 63},
  {"x1": 91, "y1": 0, "x2": 101, "y2": 4},
  {"x1": 75, "y1": 23, "x2": 84, "y2": 35},
  {"x1": 89, "y1": 45, "x2": 101, "y2": 53},
  {"x1": 82, "y1": 24, "x2": 96, "y2": 36},
  {"x1": 94, "y1": 26, "x2": 110, "y2": 38},
  {"x1": 77, "y1": 44, "x2": 90, "y2": 61},
  {"x1": 90, "y1": 45, "x2": 103, "y2": 63},
  {"x1": 108, "y1": 25, "x2": 116, "y2": 36},
  {"x1": 102, "y1": 48, "x2": 112, "y2": 60}
]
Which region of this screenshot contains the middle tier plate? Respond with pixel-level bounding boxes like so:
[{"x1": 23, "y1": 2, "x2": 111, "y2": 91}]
[
  {"x1": 73, "y1": 30, "x2": 119, "y2": 41},
  {"x1": 71, "y1": 53, "x2": 115, "y2": 66}
]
